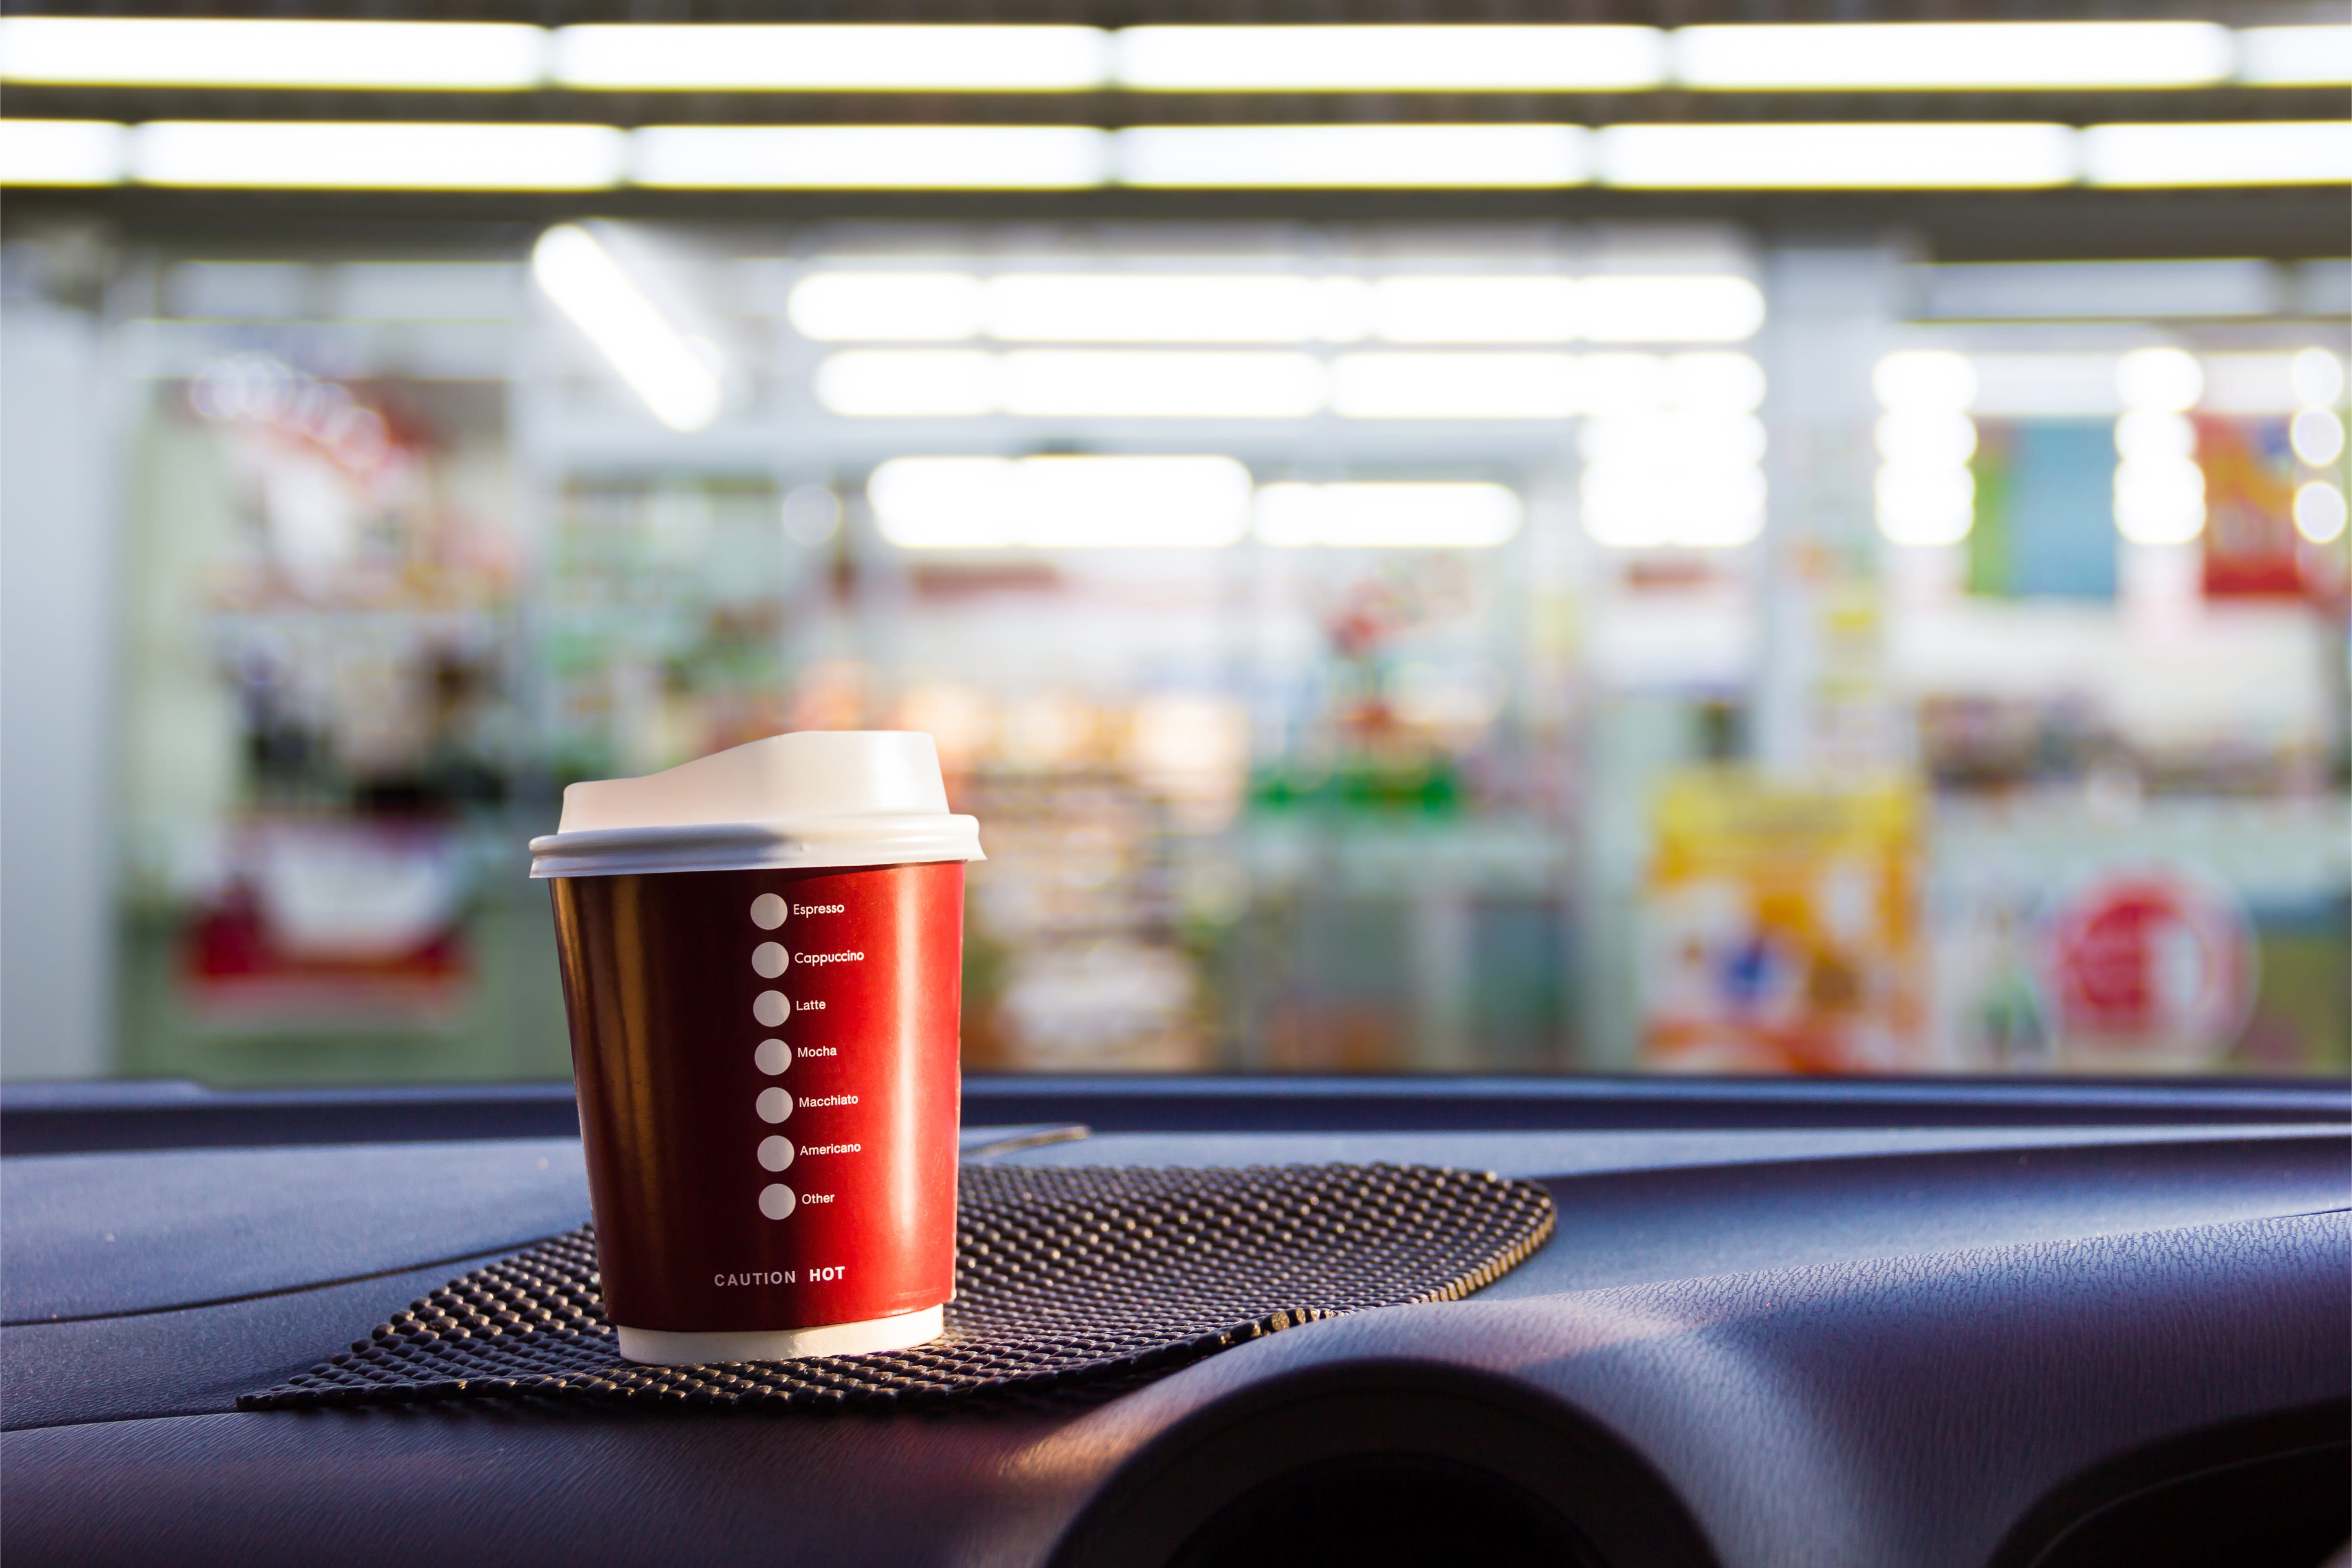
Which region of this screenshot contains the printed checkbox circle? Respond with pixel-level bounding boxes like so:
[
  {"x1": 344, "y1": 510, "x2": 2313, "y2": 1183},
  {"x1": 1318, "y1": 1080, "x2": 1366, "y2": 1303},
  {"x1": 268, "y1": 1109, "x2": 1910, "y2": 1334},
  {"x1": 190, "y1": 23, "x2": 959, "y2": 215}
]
[
  {"x1": 757, "y1": 1087, "x2": 793, "y2": 1124},
  {"x1": 755, "y1": 1038, "x2": 789, "y2": 1075},
  {"x1": 754, "y1": 991, "x2": 789, "y2": 1027},
  {"x1": 752, "y1": 941, "x2": 788, "y2": 979},
  {"x1": 758, "y1": 1183, "x2": 795, "y2": 1220},
  {"x1": 758, "y1": 1135, "x2": 795, "y2": 1172},
  {"x1": 750, "y1": 894, "x2": 787, "y2": 930}
]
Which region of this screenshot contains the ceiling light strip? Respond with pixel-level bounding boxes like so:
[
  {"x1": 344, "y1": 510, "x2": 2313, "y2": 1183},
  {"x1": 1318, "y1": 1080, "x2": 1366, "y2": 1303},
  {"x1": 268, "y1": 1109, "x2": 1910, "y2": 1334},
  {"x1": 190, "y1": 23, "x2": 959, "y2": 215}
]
[
  {"x1": 2234, "y1": 26, "x2": 2352, "y2": 87},
  {"x1": 5, "y1": 120, "x2": 2344, "y2": 192},
  {"x1": 552, "y1": 25, "x2": 1108, "y2": 92},
  {"x1": 1596, "y1": 123, "x2": 2079, "y2": 189},
  {"x1": 1672, "y1": 22, "x2": 2233, "y2": 92},
  {"x1": 127, "y1": 121, "x2": 628, "y2": 190},
  {"x1": 784, "y1": 272, "x2": 1765, "y2": 346},
  {"x1": 0, "y1": 118, "x2": 127, "y2": 185},
  {"x1": 632, "y1": 126, "x2": 1108, "y2": 190},
  {"x1": 532, "y1": 223, "x2": 723, "y2": 430},
  {"x1": 1118, "y1": 125, "x2": 1589, "y2": 189},
  {"x1": 2082, "y1": 121, "x2": 2352, "y2": 189},
  {"x1": 1, "y1": 20, "x2": 2342, "y2": 93},
  {"x1": 870, "y1": 455, "x2": 1254, "y2": 549},
  {"x1": 812, "y1": 349, "x2": 1766, "y2": 421},
  {"x1": 1114, "y1": 26, "x2": 1667, "y2": 93},
  {"x1": 0, "y1": 18, "x2": 547, "y2": 90}
]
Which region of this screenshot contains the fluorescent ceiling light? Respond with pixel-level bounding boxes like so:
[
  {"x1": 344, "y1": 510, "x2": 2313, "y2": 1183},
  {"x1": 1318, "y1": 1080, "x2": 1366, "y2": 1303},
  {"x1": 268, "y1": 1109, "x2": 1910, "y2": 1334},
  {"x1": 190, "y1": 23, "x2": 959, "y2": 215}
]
[
  {"x1": 1117, "y1": 125, "x2": 1588, "y2": 188},
  {"x1": 2236, "y1": 27, "x2": 2352, "y2": 86},
  {"x1": 814, "y1": 349, "x2": 1325, "y2": 418},
  {"x1": 1578, "y1": 353, "x2": 1671, "y2": 414},
  {"x1": 815, "y1": 351, "x2": 995, "y2": 417},
  {"x1": 777, "y1": 270, "x2": 1773, "y2": 347},
  {"x1": 552, "y1": 24, "x2": 1107, "y2": 91},
  {"x1": 2296, "y1": 482, "x2": 2348, "y2": 544},
  {"x1": 633, "y1": 127, "x2": 1108, "y2": 189},
  {"x1": 1581, "y1": 413, "x2": 1768, "y2": 466},
  {"x1": 533, "y1": 225, "x2": 722, "y2": 432},
  {"x1": 2082, "y1": 121, "x2": 2352, "y2": 188},
  {"x1": 19, "y1": 118, "x2": 2328, "y2": 198},
  {"x1": 2116, "y1": 347, "x2": 2203, "y2": 413},
  {"x1": 1580, "y1": 276, "x2": 1764, "y2": 342},
  {"x1": 789, "y1": 273, "x2": 983, "y2": 341},
  {"x1": 1665, "y1": 353, "x2": 1768, "y2": 413},
  {"x1": 1323, "y1": 350, "x2": 1764, "y2": 419},
  {"x1": 2292, "y1": 410, "x2": 2344, "y2": 466},
  {"x1": 0, "y1": 119, "x2": 126, "y2": 185},
  {"x1": 1331, "y1": 353, "x2": 1580, "y2": 419},
  {"x1": 1367, "y1": 278, "x2": 1763, "y2": 346},
  {"x1": 1255, "y1": 483, "x2": 1524, "y2": 548},
  {"x1": 985, "y1": 274, "x2": 1353, "y2": 343},
  {"x1": 810, "y1": 346, "x2": 1767, "y2": 422},
  {"x1": 1476, "y1": 351, "x2": 1770, "y2": 413},
  {"x1": 1115, "y1": 25, "x2": 1665, "y2": 91},
  {"x1": 133, "y1": 122, "x2": 623, "y2": 190},
  {"x1": 2293, "y1": 349, "x2": 2344, "y2": 408},
  {"x1": 2199, "y1": 352, "x2": 2314, "y2": 416},
  {"x1": 1967, "y1": 353, "x2": 2124, "y2": 418},
  {"x1": 1873, "y1": 412, "x2": 1976, "y2": 468},
  {"x1": 1582, "y1": 463, "x2": 1766, "y2": 549},
  {"x1": 1674, "y1": 23, "x2": 2230, "y2": 90},
  {"x1": 1875, "y1": 351, "x2": 1978, "y2": 411},
  {"x1": 998, "y1": 350, "x2": 1325, "y2": 418},
  {"x1": 785, "y1": 271, "x2": 1368, "y2": 343},
  {"x1": 1601, "y1": 123, "x2": 2075, "y2": 188},
  {"x1": 869, "y1": 455, "x2": 1252, "y2": 549},
  {"x1": 0, "y1": 19, "x2": 2328, "y2": 98},
  {"x1": 2113, "y1": 457, "x2": 2206, "y2": 544},
  {"x1": 1372, "y1": 278, "x2": 1580, "y2": 343},
  {"x1": 2114, "y1": 410, "x2": 2197, "y2": 463},
  {"x1": 1875, "y1": 464, "x2": 1976, "y2": 547},
  {"x1": 0, "y1": 17, "x2": 546, "y2": 89}
]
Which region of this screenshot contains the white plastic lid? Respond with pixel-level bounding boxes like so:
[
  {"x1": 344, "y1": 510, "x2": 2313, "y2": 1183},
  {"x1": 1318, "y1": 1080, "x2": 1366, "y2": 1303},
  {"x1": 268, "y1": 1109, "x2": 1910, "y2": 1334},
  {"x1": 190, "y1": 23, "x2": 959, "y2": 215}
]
[{"x1": 528, "y1": 731, "x2": 983, "y2": 878}]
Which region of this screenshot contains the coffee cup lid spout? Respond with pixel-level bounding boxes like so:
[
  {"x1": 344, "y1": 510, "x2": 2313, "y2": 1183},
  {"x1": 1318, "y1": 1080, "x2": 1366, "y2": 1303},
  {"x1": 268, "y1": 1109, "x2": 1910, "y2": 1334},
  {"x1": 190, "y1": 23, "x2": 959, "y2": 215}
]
[{"x1": 529, "y1": 731, "x2": 982, "y2": 879}]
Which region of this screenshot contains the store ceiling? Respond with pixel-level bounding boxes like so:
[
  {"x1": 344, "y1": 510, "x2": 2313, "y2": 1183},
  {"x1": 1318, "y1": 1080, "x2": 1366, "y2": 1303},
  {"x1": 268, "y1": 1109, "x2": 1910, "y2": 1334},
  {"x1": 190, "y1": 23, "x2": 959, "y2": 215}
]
[
  {"x1": 7, "y1": 190, "x2": 2337, "y2": 269},
  {"x1": 0, "y1": 0, "x2": 2333, "y2": 22},
  {"x1": 1, "y1": 6, "x2": 2342, "y2": 261}
]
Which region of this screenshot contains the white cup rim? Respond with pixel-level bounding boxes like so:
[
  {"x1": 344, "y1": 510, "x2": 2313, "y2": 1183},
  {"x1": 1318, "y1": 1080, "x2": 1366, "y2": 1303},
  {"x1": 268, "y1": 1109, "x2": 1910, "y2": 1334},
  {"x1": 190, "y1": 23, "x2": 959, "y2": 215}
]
[{"x1": 529, "y1": 812, "x2": 983, "y2": 878}]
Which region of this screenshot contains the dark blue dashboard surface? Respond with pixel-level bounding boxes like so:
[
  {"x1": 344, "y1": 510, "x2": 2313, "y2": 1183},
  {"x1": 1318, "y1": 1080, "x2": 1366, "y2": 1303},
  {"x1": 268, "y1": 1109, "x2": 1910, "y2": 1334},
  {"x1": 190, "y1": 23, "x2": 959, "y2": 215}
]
[{"x1": 4, "y1": 1077, "x2": 2346, "y2": 1568}]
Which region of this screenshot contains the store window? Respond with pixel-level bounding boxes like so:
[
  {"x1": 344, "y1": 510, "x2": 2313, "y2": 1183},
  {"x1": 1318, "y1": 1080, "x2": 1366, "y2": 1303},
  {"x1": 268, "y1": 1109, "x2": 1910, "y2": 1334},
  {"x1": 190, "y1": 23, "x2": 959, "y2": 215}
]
[{"x1": 6, "y1": 230, "x2": 2347, "y2": 1083}]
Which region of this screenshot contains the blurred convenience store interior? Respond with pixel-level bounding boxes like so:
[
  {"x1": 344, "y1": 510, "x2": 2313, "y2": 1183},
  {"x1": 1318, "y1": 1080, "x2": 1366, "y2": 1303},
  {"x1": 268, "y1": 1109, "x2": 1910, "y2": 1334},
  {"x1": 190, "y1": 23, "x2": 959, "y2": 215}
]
[{"x1": 0, "y1": 13, "x2": 2345, "y2": 1086}]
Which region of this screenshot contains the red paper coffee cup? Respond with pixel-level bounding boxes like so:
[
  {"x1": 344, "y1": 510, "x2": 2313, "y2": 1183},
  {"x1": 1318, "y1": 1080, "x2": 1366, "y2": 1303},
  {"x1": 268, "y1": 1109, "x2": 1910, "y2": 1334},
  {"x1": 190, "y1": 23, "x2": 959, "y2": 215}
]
[{"x1": 530, "y1": 732, "x2": 983, "y2": 1364}]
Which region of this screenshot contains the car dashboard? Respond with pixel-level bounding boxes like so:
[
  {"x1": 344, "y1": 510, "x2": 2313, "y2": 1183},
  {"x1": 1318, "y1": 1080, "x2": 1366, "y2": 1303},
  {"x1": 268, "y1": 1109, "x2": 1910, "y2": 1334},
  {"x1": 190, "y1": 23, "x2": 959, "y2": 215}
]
[{"x1": 4, "y1": 1076, "x2": 2346, "y2": 1568}]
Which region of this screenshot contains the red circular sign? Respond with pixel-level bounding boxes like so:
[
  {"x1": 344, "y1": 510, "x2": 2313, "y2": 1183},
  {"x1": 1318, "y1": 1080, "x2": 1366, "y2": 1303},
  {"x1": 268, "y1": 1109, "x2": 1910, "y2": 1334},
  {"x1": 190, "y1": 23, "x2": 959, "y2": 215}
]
[{"x1": 2045, "y1": 872, "x2": 2254, "y2": 1057}]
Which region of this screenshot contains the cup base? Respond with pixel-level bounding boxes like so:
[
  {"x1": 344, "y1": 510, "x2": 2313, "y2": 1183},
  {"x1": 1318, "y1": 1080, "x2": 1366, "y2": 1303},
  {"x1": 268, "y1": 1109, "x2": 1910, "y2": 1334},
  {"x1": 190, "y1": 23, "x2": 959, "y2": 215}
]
[{"x1": 615, "y1": 1305, "x2": 945, "y2": 1365}]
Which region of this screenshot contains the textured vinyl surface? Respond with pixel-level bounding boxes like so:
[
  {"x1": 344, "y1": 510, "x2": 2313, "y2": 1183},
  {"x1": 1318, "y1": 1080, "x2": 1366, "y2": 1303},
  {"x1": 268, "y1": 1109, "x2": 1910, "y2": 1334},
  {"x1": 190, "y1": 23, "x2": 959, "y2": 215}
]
[
  {"x1": 7, "y1": 1121, "x2": 2344, "y2": 1568},
  {"x1": 5, "y1": 1210, "x2": 2343, "y2": 1568},
  {"x1": 1036, "y1": 1209, "x2": 2352, "y2": 1568},
  {"x1": 0, "y1": 1139, "x2": 590, "y2": 1323}
]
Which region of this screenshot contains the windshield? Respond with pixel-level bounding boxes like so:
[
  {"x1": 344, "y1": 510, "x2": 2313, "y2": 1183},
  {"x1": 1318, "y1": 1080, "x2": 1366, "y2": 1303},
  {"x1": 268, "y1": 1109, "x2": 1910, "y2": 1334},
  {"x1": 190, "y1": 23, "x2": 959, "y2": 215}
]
[{"x1": 0, "y1": 21, "x2": 2344, "y2": 1090}]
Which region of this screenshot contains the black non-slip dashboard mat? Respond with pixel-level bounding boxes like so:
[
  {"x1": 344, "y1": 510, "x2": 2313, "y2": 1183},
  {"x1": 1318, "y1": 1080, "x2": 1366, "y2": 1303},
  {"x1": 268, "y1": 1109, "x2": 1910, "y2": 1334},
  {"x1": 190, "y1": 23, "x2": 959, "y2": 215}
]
[{"x1": 240, "y1": 1162, "x2": 1555, "y2": 1413}]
